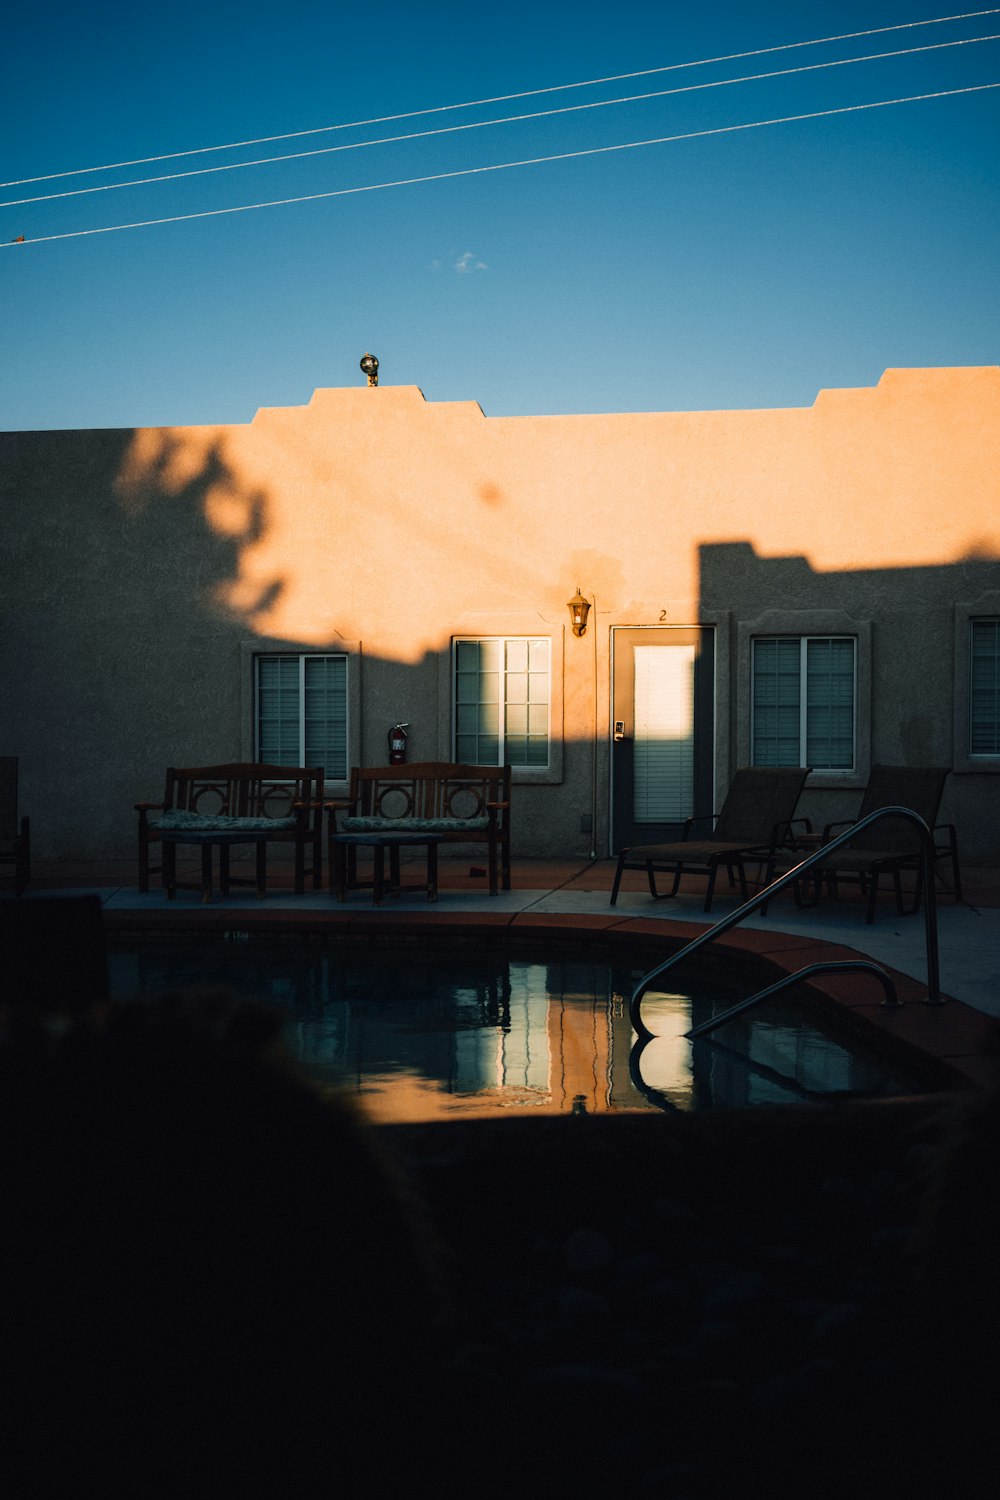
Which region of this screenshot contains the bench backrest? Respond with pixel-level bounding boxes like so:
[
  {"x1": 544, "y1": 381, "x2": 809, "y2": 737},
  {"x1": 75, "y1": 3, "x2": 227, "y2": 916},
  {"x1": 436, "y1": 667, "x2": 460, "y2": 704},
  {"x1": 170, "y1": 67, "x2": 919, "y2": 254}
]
[
  {"x1": 349, "y1": 762, "x2": 510, "y2": 823},
  {"x1": 165, "y1": 763, "x2": 325, "y2": 829}
]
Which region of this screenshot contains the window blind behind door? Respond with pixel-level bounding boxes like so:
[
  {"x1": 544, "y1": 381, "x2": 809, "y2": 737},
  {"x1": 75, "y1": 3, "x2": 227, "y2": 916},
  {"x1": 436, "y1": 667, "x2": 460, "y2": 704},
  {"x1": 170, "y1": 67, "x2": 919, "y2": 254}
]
[{"x1": 633, "y1": 644, "x2": 696, "y2": 823}]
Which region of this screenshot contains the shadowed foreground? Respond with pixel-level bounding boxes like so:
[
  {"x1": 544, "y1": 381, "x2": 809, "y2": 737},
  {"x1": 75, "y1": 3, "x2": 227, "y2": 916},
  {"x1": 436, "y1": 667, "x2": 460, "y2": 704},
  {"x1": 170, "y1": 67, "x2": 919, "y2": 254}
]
[{"x1": 2, "y1": 990, "x2": 997, "y2": 1498}]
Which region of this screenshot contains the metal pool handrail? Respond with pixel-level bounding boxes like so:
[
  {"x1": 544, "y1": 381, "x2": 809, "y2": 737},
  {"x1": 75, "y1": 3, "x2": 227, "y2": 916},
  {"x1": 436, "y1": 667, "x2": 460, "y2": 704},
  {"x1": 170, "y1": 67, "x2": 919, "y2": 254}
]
[
  {"x1": 685, "y1": 959, "x2": 899, "y2": 1040},
  {"x1": 629, "y1": 805, "x2": 942, "y2": 1040}
]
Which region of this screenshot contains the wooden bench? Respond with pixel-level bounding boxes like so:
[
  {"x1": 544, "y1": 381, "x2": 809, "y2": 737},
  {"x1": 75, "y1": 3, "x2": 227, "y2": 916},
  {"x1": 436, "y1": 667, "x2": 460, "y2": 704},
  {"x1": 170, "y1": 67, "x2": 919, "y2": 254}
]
[
  {"x1": 136, "y1": 762, "x2": 325, "y2": 900},
  {"x1": 328, "y1": 762, "x2": 511, "y2": 897}
]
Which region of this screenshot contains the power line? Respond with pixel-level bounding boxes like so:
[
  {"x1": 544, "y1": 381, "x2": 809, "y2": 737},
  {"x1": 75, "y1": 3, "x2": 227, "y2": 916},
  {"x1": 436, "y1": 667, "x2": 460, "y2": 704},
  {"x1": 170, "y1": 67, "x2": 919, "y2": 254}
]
[
  {"x1": 4, "y1": 31, "x2": 996, "y2": 211},
  {"x1": 6, "y1": 81, "x2": 996, "y2": 249},
  {"x1": 2, "y1": 7, "x2": 997, "y2": 190}
]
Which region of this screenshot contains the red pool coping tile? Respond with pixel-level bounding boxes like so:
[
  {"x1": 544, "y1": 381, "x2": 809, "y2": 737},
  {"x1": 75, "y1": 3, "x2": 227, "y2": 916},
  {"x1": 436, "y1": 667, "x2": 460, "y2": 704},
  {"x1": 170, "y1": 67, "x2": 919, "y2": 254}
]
[
  {"x1": 339, "y1": 910, "x2": 520, "y2": 941},
  {"x1": 602, "y1": 916, "x2": 708, "y2": 944},
  {"x1": 841, "y1": 996, "x2": 997, "y2": 1063},
  {"x1": 510, "y1": 912, "x2": 626, "y2": 935}
]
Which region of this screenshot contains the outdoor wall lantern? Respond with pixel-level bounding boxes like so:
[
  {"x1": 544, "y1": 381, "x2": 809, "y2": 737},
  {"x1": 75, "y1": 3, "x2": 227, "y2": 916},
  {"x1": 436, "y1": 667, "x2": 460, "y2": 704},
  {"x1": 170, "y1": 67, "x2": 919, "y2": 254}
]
[
  {"x1": 567, "y1": 587, "x2": 591, "y2": 637},
  {"x1": 360, "y1": 352, "x2": 379, "y2": 387}
]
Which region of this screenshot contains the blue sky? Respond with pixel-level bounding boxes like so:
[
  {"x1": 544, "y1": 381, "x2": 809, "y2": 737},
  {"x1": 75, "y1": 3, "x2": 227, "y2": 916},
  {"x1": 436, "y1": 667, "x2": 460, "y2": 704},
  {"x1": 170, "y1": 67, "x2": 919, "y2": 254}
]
[{"x1": 2, "y1": 1, "x2": 997, "y2": 428}]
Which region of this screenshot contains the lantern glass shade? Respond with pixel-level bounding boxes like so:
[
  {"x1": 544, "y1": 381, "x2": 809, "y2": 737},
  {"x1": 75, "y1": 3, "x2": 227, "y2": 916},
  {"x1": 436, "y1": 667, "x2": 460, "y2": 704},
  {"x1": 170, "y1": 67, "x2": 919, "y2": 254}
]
[{"x1": 568, "y1": 589, "x2": 590, "y2": 637}]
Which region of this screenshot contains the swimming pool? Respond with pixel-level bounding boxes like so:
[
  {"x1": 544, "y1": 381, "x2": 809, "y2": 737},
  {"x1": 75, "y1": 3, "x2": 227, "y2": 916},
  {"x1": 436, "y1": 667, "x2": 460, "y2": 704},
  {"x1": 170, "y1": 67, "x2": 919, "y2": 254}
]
[{"x1": 107, "y1": 933, "x2": 940, "y2": 1120}]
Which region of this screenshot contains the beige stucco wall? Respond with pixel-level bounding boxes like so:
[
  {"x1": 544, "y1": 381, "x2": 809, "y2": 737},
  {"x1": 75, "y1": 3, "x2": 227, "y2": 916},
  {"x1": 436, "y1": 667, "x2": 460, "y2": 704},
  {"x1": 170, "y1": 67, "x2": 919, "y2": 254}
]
[{"x1": 2, "y1": 366, "x2": 999, "y2": 862}]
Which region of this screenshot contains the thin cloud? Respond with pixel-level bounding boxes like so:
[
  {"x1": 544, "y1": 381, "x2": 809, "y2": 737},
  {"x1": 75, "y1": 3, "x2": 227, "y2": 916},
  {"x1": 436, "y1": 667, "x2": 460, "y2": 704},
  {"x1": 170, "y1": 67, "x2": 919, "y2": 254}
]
[{"x1": 454, "y1": 251, "x2": 487, "y2": 272}]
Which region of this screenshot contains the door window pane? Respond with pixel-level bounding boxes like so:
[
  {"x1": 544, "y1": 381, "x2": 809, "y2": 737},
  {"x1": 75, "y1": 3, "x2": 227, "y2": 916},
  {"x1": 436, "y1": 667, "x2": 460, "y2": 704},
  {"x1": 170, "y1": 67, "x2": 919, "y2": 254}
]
[{"x1": 633, "y1": 644, "x2": 695, "y2": 822}]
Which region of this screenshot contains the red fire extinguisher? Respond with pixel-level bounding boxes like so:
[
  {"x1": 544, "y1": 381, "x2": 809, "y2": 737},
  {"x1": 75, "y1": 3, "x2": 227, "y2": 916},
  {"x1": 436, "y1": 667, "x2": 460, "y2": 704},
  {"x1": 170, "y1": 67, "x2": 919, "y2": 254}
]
[{"x1": 388, "y1": 722, "x2": 409, "y2": 764}]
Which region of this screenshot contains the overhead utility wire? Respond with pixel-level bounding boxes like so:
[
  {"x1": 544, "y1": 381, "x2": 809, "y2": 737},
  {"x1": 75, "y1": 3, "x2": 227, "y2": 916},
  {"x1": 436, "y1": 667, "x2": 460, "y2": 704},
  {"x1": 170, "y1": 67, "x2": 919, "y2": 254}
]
[
  {"x1": 3, "y1": 6, "x2": 996, "y2": 189},
  {"x1": 5, "y1": 31, "x2": 996, "y2": 210},
  {"x1": 6, "y1": 81, "x2": 996, "y2": 249}
]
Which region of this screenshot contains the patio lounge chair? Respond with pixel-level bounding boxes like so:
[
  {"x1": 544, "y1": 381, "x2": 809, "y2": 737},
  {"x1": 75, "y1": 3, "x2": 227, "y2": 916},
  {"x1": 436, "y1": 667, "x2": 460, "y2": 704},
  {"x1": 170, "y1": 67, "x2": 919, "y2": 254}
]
[
  {"x1": 793, "y1": 764, "x2": 957, "y2": 925},
  {"x1": 0, "y1": 757, "x2": 30, "y2": 895},
  {"x1": 609, "y1": 766, "x2": 810, "y2": 912}
]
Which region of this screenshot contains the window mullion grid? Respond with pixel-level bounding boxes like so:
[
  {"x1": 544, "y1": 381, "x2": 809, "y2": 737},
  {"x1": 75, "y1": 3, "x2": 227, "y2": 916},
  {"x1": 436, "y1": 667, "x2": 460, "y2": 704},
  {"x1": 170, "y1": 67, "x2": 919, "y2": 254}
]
[
  {"x1": 798, "y1": 641, "x2": 809, "y2": 768},
  {"x1": 455, "y1": 635, "x2": 552, "y2": 768},
  {"x1": 971, "y1": 619, "x2": 1000, "y2": 756},
  {"x1": 850, "y1": 641, "x2": 858, "y2": 769},
  {"x1": 496, "y1": 643, "x2": 507, "y2": 767},
  {"x1": 298, "y1": 655, "x2": 307, "y2": 766},
  {"x1": 804, "y1": 636, "x2": 855, "y2": 771}
]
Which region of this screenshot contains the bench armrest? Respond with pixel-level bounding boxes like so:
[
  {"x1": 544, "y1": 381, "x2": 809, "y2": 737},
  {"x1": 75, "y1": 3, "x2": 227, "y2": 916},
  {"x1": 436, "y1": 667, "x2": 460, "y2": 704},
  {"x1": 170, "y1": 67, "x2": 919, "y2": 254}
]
[
  {"x1": 324, "y1": 799, "x2": 354, "y2": 832},
  {"x1": 135, "y1": 801, "x2": 165, "y2": 812}
]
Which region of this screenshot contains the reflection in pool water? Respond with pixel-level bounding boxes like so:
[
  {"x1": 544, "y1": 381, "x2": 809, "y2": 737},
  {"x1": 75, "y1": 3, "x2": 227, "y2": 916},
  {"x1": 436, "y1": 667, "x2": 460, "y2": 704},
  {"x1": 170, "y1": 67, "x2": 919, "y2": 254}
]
[{"x1": 107, "y1": 939, "x2": 935, "y2": 1121}]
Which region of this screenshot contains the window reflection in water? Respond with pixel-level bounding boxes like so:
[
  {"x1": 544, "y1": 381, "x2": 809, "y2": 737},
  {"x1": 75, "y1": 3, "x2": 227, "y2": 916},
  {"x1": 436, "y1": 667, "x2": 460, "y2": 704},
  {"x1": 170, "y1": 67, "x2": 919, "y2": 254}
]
[{"x1": 108, "y1": 942, "x2": 932, "y2": 1121}]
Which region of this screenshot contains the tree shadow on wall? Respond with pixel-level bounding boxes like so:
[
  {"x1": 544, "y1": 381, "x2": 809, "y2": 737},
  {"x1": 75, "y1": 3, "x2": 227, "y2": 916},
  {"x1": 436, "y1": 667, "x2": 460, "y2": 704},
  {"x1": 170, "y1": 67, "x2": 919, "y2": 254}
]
[{"x1": 0, "y1": 428, "x2": 283, "y2": 856}]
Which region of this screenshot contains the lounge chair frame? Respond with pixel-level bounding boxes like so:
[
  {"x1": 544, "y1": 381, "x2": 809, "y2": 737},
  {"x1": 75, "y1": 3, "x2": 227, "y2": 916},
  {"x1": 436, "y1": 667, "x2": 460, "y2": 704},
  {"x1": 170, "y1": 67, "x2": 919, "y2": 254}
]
[
  {"x1": 791, "y1": 765, "x2": 958, "y2": 924},
  {"x1": 610, "y1": 766, "x2": 810, "y2": 912}
]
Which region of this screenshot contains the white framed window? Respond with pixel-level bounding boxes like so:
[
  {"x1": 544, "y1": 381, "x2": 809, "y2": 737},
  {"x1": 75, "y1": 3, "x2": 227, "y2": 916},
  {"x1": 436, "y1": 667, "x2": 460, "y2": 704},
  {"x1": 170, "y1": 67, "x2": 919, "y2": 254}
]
[
  {"x1": 453, "y1": 637, "x2": 550, "y2": 767},
  {"x1": 970, "y1": 618, "x2": 1000, "y2": 756},
  {"x1": 255, "y1": 654, "x2": 348, "y2": 777},
  {"x1": 752, "y1": 636, "x2": 855, "y2": 771}
]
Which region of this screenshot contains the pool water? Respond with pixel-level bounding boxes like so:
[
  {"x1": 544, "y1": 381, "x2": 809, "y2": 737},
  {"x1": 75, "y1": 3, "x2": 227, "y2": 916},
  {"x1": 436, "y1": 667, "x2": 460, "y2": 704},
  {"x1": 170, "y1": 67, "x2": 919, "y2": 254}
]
[{"x1": 107, "y1": 938, "x2": 936, "y2": 1121}]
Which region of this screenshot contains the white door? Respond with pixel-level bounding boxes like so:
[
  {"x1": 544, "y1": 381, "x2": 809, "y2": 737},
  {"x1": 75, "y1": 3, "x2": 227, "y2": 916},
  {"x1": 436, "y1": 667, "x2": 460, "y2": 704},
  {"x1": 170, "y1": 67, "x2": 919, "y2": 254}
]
[{"x1": 611, "y1": 627, "x2": 714, "y2": 851}]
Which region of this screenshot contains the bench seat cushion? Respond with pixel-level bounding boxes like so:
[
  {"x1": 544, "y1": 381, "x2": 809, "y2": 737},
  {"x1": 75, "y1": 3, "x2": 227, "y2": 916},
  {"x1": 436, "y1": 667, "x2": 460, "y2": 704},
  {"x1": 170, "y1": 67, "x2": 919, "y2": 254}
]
[
  {"x1": 152, "y1": 811, "x2": 297, "y2": 832},
  {"x1": 341, "y1": 816, "x2": 489, "y2": 834}
]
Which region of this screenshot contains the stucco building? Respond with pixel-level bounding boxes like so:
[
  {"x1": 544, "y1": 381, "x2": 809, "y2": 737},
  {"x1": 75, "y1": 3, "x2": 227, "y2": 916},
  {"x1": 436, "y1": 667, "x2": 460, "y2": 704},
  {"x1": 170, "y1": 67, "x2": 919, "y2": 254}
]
[{"x1": 2, "y1": 364, "x2": 999, "y2": 865}]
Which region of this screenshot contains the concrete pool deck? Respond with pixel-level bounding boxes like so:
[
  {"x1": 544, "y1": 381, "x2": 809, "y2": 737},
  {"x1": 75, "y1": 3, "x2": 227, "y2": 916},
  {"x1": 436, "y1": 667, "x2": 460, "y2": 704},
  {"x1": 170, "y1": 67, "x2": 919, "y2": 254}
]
[{"x1": 10, "y1": 852, "x2": 1000, "y2": 1091}]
